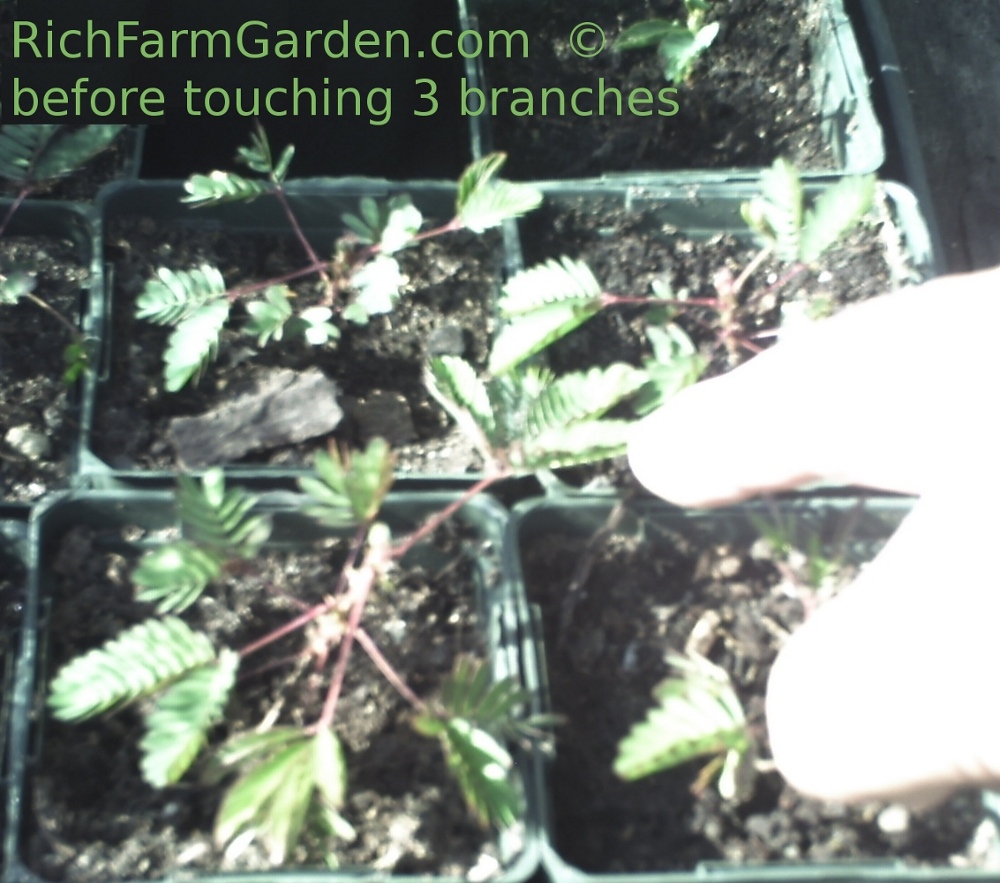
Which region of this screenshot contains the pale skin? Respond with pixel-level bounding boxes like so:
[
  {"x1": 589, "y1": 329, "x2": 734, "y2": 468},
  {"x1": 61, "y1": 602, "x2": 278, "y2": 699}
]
[{"x1": 628, "y1": 265, "x2": 1000, "y2": 807}]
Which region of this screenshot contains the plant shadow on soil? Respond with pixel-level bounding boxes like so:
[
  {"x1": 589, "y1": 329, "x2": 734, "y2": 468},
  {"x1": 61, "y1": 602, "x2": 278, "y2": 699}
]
[
  {"x1": 519, "y1": 501, "x2": 993, "y2": 871},
  {"x1": 24, "y1": 511, "x2": 513, "y2": 881}
]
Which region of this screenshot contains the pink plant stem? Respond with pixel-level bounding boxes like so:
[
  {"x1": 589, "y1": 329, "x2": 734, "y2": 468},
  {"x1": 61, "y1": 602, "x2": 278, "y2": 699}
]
[
  {"x1": 391, "y1": 473, "x2": 504, "y2": 561},
  {"x1": 225, "y1": 261, "x2": 329, "y2": 302},
  {"x1": 315, "y1": 552, "x2": 381, "y2": 730},
  {"x1": 239, "y1": 523, "x2": 368, "y2": 659},
  {"x1": 364, "y1": 217, "x2": 464, "y2": 258},
  {"x1": 601, "y1": 293, "x2": 720, "y2": 309},
  {"x1": 354, "y1": 627, "x2": 425, "y2": 711},
  {"x1": 0, "y1": 187, "x2": 31, "y2": 239},
  {"x1": 271, "y1": 185, "x2": 332, "y2": 288}
]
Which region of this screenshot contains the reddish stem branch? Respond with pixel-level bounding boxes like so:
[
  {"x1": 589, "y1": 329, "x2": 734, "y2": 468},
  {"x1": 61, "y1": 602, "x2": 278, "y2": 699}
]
[
  {"x1": 391, "y1": 473, "x2": 505, "y2": 560},
  {"x1": 355, "y1": 627, "x2": 425, "y2": 711},
  {"x1": 225, "y1": 260, "x2": 330, "y2": 303},
  {"x1": 0, "y1": 186, "x2": 31, "y2": 239}
]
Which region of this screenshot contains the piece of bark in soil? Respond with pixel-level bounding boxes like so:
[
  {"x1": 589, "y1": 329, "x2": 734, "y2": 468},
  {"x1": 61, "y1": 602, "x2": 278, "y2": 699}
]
[{"x1": 168, "y1": 368, "x2": 342, "y2": 468}]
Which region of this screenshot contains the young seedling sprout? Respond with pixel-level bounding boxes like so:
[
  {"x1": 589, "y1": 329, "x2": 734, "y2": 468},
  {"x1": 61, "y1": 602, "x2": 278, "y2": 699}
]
[{"x1": 616, "y1": 0, "x2": 720, "y2": 85}]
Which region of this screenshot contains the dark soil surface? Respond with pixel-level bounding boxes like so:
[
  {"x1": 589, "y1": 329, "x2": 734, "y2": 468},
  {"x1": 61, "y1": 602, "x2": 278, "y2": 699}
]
[
  {"x1": 25, "y1": 514, "x2": 513, "y2": 880},
  {"x1": 515, "y1": 187, "x2": 916, "y2": 487},
  {"x1": 0, "y1": 236, "x2": 90, "y2": 501},
  {"x1": 476, "y1": 0, "x2": 836, "y2": 179},
  {"x1": 95, "y1": 215, "x2": 504, "y2": 475},
  {"x1": 519, "y1": 501, "x2": 993, "y2": 871}
]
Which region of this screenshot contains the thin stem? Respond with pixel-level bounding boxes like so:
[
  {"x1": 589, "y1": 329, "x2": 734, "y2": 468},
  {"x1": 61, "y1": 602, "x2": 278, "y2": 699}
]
[
  {"x1": 239, "y1": 522, "x2": 369, "y2": 660},
  {"x1": 601, "y1": 292, "x2": 721, "y2": 309},
  {"x1": 315, "y1": 550, "x2": 381, "y2": 730},
  {"x1": 225, "y1": 260, "x2": 329, "y2": 303},
  {"x1": 270, "y1": 184, "x2": 333, "y2": 293},
  {"x1": 24, "y1": 292, "x2": 80, "y2": 340},
  {"x1": 355, "y1": 627, "x2": 426, "y2": 711},
  {"x1": 391, "y1": 472, "x2": 505, "y2": 560},
  {"x1": 365, "y1": 217, "x2": 464, "y2": 258},
  {"x1": 0, "y1": 186, "x2": 31, "y2": 239},
  {"x1": 729, "y1": 246, "x2": 773, "y2": 299}
]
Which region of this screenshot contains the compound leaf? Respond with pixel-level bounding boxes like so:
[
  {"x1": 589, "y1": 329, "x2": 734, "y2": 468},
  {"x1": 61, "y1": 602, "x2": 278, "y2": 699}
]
[
  {"x1": 0, "y1": 124, "x2": 123, "y2": 186},
  {"x1": 137, "y1": 265, "x2": 228, "y2": 327},
  {"x1": 742, "y1": 158, "x2": 804, "y2": 262},
  {"x1": 48, "y1": 617, "x2": 217, "y2": 722},
  {"x1": 617, "y1": 18, "x2": 679, "y2": 50},
  {"x1": 245, "y1": 286, "x2": 293, "y2": 346},
  {"x1": 347, "y1": 255, "x2": 407, "y2": 320},
  {"x1": 799, "y1": 174, "x2": 876, "y2": 263},
  {"x1": 178, "y1": 467, "x2": 272, "y2": 557},
  {"x1": 298, "y1": 438, "x2": 394, "y2": 526},
  {"x1": 614, "y1": 653, "x2": 750, "y2": 782},
  {"x1": 526, "y1": 363, "x2": 648, "y2": 438},
  {"x1": 163, "y1": 298, "x2": 231, "y2": 391},
  {"x1": 456, "y1": 153, "x2": 542, "y2": 233},
  {"x1": 181, "y1": 170, "x2": 271, "y2": 207},
  {"x1": 521, "y1": 418, "x2": 636, "y2": 469},
  {"x1": 140, "y1": 648, "x2": 240, "y2": 787},
  {"x1": 437, "y1": 718, "x2": 521, "y2": 829},
  {"x1": 133, "y1": 541, "x2": 225, "y2": 613}
]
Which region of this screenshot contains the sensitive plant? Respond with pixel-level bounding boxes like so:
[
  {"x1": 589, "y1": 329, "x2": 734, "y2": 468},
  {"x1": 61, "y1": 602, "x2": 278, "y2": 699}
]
[
  {"x1": 616, "y1": 0, "x2": 721, "y2": 84},
  {"x1": 135, "y1": 125, "x2": 542, "y2": 392},
  {"x1": 47, "y1": 451, "x2": 553, "y2": 866}
]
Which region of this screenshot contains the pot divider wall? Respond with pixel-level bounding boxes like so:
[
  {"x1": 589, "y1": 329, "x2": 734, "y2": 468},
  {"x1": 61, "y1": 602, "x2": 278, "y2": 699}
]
[
  {"x1": 507, "y1": 493, "x2": 1000, "y2": 880},
  {"x1": 3, "y1": 483, "x2": 540, "y2": 883},
  {"x1": 461, "y1": 0, "x2": 884, "y2": 183}
]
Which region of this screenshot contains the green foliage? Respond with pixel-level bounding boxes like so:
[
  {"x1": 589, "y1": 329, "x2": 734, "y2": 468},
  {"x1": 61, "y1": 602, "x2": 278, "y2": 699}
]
[
  {"x1": 141, "y1": 649, "x2": 240, "y2": 787},
  {"x1": 345, "y1": 254, "x2": 408, "y2": 321},
  {"x1": 617, "y1": 1, "x2": 719, "y2": 84},
  {"x1": 456, "y1": 153, "x2": 543, "y2": 234},
  {"x1": 614, "y1": 653, "x2": 753, "y2": 800},
  {"x1": 48, "y1": 616, "x2": 219, "y2": 721},
  {"x1": 413, "y1": 657, "x2": 526, "y2": 828},
  {"x1": 635, "y1": 324, "x2": 706, "y2": 415},
  {"x1": 742, "y1": 159, "x2": 877, "y2": 264},
  {"x1": 428, "y1": 357, "x2": 648, "y2": 470},
  {"x1": 213, "y1": 726, "x2": 354, "y2": 864},
  {"x1": 298, "y1": 438, "x2": 395, "y2": 526},
  {"x1": 133, "y1": 469, "x2": 272, "y2": 613},
  {"x1": 0, "y1": 124, "x2": 123, "y2": 187},
  {"x1": 182, "y1": 170, "x2": 272, "y2": 207},
  {"x1": 341, "y1": 195, "x2": 423, "y2": 254},
  {"x1": 489, "y1": 256, "x2": 605, "y2": 375},
  {"x1": 236, "y1": 125, "x2": 295, "y2": 182}
]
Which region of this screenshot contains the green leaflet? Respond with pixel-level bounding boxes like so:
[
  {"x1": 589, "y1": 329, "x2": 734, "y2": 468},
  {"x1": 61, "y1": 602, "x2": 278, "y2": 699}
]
[
  {"x1": 133, "y1": 541, "x2": 224, "y2": 613},
  {"x1": 440, "y1": 718, "x2": 522, "y2": 828},
  {"x1": 141, "y1": 649, "x2": 240, "y2": 787},
  {"x1": 136, "y1": 265, "x2": 228, "y2": 326},
  {"x1": 162, "y1": 298, "x2": 230, "y2": 391},
  {"x1": 298, "y1": 438, "x2": 394, "y2": 526},
  {"x1": 456, "y1": 152, "x2": 543, "y2": 234},
  {"x1": 48, "y1": 617, "x2": 217, "y2": 722},
  {"x1": 614, "y1": 654, "x2": 750, "y2": 784},
  {"x1": 0, "y1": 124, "x2": 123, "y2": 186},
  {"x1": 490, "y1": 257, "x2": 603, "y2": 375},
  {"x1": 743, "y1": 159, "x2": 876, "y2": 264},
  {"x1": 214, "y1": 727, "x2": 353, "y2": 864},
  {"x1": 133, "y1": 469, "x2": 272, "y2": 613},
  {"x1": 182, "y1": 170, "x2": 272, "y2": 206}
]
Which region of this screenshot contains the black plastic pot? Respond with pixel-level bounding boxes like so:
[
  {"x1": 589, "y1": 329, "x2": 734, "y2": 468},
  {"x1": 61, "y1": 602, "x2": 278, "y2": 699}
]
[
  {"x1": 3, "y1": 482, "x2": 540, "y2": 883},
  {"x1": 507, "y1": 492, "x2": 1000, "y2": 879},
  {"x1": 82, "y1": 179, "x2": 511, "y2": 486},
  {"x1": 461, "y1": 0, "x2": 884, "y2": 183},
  {"x1": 0, "y1": 200, "x2": 103, "y2": 503},
  {"x1": 1, "y1": 509, "x2": 29, "y2": 876}
]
